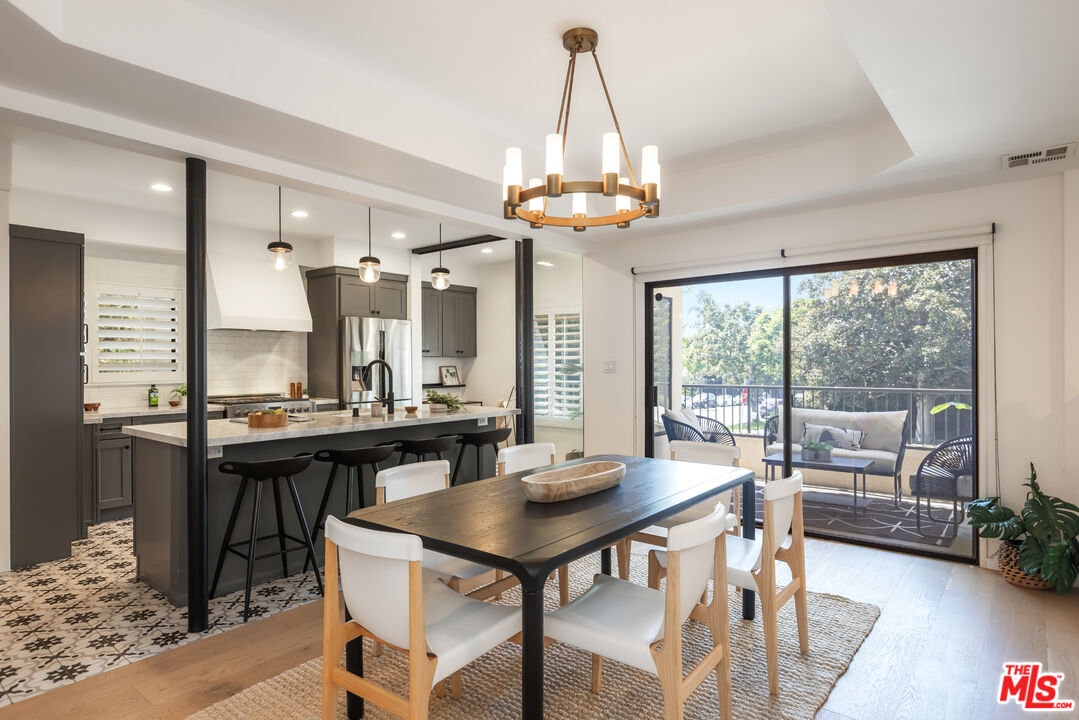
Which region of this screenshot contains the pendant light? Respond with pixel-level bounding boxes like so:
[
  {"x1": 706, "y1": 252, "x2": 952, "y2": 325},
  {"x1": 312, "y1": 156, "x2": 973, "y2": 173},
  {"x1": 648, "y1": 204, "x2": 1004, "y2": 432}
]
[
  {"x1": 267, "y1": 186, "x2": 294, "y2": 271},
  {"x1": 431, "y1": 223, "x2": 451, "y2": 291},
  {"x1": 358, "y1": 206, "x2": 382, "y2": 284}
]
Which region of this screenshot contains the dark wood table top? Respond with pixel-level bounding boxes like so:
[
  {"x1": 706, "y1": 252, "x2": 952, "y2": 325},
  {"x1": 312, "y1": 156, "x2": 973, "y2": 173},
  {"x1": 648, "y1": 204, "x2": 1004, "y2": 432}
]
[
  {"x1": 345, "y1": 453, "x2": 754, "y2": 586},
  {"x1": 763, "y1": 452, "x2": 874, "y2": 471}
]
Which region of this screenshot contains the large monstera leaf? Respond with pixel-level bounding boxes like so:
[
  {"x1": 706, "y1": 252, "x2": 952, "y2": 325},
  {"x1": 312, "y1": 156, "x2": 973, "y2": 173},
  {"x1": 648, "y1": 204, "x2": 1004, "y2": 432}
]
[
  {"x1": 1019, "y1": 463, "x2": 1079, "y2": 594},
  {"x1": 1041, "y1": 541, "x2": 1079, "y2": 594},
  {"x1": 967, "y1": 497, "x2": 1026, "y2": 540}
]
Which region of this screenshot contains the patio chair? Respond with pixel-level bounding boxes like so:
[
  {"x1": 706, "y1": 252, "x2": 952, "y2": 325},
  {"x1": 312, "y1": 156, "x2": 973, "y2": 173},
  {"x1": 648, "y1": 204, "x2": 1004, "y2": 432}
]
[
  {"x1": 661, "y1": 412, "x2": 736, "y2": 446},
  {"x1": 909, "y1": 435, "x2": 974, "y2": 539}
]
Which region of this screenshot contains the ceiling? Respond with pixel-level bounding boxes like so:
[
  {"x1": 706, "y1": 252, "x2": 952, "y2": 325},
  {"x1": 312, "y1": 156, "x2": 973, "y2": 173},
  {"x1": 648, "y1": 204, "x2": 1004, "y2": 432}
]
[
  {"x1": 1, "y1": 0, "x2": 1078, "y2": 244},
  {"x1": 10, "y1": 129, "x2": 480, "y2": 248}
]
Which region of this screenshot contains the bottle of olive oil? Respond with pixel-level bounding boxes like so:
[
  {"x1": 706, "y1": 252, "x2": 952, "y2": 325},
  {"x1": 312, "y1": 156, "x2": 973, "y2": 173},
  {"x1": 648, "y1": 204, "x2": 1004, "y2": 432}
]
[{"x1": 148, "y1": 384, "x2": 159, "y2": 407}]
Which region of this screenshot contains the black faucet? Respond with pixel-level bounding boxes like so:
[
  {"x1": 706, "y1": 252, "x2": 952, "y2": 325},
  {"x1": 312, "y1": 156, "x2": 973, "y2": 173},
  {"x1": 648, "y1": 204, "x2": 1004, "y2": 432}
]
[{"x1": 363, "y1": 359, "x2": 395, "y2": 415}]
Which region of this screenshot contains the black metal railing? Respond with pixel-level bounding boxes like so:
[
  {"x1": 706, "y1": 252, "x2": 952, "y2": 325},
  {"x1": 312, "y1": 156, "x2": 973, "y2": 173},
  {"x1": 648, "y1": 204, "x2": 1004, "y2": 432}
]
[{"x1": 675, "y1": 383, "x2": 973, "y2": 448}]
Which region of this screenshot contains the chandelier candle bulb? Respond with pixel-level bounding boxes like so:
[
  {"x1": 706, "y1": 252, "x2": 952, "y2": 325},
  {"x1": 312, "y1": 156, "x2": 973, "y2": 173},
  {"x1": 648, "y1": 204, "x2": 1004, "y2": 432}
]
[
  {"x1": 545, "y1": 133, "x2": 564, "y2": 196},
  {"x1": 528, "y1": 178, "x2": 544, "y2": 212},
  {"x1": 505, "y1": 147, "x2": 523, "y2": 183},
  {"x1": 602, "y1": 132, "x2": 620, "y2": 195}
]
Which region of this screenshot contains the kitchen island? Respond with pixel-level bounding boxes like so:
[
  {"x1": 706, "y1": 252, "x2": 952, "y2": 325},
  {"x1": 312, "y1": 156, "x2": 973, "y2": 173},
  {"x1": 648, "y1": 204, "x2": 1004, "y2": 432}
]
[{"x1": 123, "y1": 406, "x2": 517, "y2": 606}]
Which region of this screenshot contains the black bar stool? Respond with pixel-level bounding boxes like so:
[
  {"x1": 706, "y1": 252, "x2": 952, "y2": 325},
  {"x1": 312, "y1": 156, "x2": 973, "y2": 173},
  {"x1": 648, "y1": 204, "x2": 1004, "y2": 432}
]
[
  {"x1": 385, "y1": 436, "x2": 458, "y2": 465},
  {"x1": 304, "y1": 445, "x2": 396, "y2": 573},
  {"x1": 442, "y1": 427, "x2": 512, "y2": 486},
  {"x1": 210, "y1": 453, "x2": 323, "y2": 621}
]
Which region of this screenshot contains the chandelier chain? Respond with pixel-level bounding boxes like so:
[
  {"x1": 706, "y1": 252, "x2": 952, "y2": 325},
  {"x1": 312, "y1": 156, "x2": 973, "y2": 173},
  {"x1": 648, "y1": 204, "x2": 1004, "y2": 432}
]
[{"x1": 590, "y1": 49, "x2": 637, "y2": 187}]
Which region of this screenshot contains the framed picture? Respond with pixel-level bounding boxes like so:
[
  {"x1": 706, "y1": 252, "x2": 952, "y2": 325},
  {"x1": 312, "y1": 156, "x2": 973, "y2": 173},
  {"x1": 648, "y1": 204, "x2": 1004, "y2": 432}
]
[{"x1": 439, "y1": 365, "x2": 461, "y2": 386}]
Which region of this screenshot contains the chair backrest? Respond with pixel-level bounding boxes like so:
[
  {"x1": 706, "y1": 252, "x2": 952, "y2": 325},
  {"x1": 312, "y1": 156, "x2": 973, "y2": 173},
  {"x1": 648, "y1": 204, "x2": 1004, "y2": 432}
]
[
  {"x1": 666, "y1": 504, "x2": 731, "y2": 625},
  {"x1": 661, "y1": 412, "x2": 706, "y2": 443},
  {"x1": 669, "y1": 440, "x2": 740, "y2": 465},
  {"x1": 496, "y1": 442, "x2": 555, "y2": 475},
  {"x1": 325, "y1": 515, "x2": 421, "y2": 650},
  {"x1": 376, "y1": 460, "x2": 450, "y2": 503},
  {"x1": 762, "y1": 470, "x2": 803, "y2": 550}
]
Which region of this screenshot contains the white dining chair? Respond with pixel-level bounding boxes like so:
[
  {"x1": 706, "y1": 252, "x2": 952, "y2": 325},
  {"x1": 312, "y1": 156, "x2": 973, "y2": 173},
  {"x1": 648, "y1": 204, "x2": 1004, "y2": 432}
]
[
  {"x1": 650, "y1": 470, "x2": 808, "y2": 696},
  {"x1": 494, "y1": 442, "x2": 575, "y2": 605},
  {"x1": 496, "y1": 441, "x2": 556, "y2": 476},
  {"x1": 322, "y1": 516, "x2": 520, "y2": 720},
  {"x1": 615, "y1": 441, "x2": 742, "y2": 580},
  {"x1": 544, "y1": 505, "x2": 735, "y2": 720}
]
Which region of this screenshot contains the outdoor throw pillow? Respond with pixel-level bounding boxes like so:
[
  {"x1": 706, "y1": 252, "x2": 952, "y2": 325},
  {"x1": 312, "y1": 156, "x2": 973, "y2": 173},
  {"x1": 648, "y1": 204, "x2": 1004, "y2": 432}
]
[
  {"x1": 802, "y1": 422, "x2": 864, "y2": 451},
  {"x1": 665, "y1": 408, "x2": 703, "y2": 432}
]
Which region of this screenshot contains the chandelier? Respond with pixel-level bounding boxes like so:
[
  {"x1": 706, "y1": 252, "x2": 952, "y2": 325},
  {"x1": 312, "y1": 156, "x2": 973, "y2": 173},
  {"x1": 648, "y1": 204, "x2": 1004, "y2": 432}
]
[{"x1": 502, "y1": 28, "x2": 660, "y2": 232}]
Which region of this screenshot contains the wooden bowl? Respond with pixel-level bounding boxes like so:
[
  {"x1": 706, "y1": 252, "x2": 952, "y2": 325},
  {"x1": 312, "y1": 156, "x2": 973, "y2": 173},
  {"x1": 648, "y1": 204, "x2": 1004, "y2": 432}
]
[
  {"x1": 168, "y1": 400, "x2": 181, "y2": 407},
  {"x1": 404, "y1": 405, "x2": 419, "y2": 414},
  {"x1": 521, "y1": 461, "x2": 625, "y2": 503},
  {"x1": 83, "y1": 402, "x2": 101, "y2": 412},
  {"x1": 248, "y1": 412, "x2": 289, "y2": 428}
]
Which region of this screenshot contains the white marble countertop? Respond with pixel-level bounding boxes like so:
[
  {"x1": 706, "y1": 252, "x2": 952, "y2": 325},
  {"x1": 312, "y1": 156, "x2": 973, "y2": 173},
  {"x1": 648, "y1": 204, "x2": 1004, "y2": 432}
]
[
  {"x1": 121, "y1": 406, "x2": 518, "y2": 448},
  {"x1": 83, "y1": 404, "x2": 227, "y2": 424}
]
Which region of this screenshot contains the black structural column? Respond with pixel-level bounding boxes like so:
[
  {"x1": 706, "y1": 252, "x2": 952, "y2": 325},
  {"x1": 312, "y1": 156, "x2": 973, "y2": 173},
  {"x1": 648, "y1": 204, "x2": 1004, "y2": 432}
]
[
  {"x1": 782, "y1": 274, "x2": 793, "y2": 478},
  {"x1": 515, "y1": 238, "x2": 535, "y2": 444},
  {"x1": 186, "y1": 158, "x2": 209, "y2": 633}
]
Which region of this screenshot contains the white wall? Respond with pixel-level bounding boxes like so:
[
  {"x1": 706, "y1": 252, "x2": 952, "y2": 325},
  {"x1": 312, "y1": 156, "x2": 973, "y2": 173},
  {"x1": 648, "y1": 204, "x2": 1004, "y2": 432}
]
[{"x1": 583, "y1": 175, "x2": 1072, "y2": 539}]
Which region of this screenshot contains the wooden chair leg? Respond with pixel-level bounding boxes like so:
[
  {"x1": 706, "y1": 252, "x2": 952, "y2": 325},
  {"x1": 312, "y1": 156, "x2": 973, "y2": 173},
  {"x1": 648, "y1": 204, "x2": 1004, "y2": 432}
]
[
  {"x1": 591, "y1": 654, "x2": 603, "y2": 693},
  {"x1": 647, "y1": 551, "x2": 665, "y2": 589},
  {"x1": 657, "y1": 666, "x2": 684, "y2": 720},
  {"x1": 373, "y1": 639, "x2": 384, "y2": 657},
  {"x1": 451, "y1": 670, "x2": 462, "y2": 700},
  {"x1": 495, "y1": 569, "x2": 505, "y2": 601},
  {"x1": 435, "y1": 681, "x2": 446, "y2": 698},
  {"x1": 616, "y1": 538, "x2": 631, "y2": 580},
  {"x1": 557, "y1": 565, "x2": 569, "y2": 606},
  {"x1": 761, "y1": 591, "x2": 780, "y2": 695}
]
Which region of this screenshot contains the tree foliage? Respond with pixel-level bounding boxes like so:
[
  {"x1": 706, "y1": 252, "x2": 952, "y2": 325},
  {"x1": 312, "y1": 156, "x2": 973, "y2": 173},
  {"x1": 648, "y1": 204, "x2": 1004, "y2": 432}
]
[{"x1": 680, "y1": 260, "x2": 973, "y2": 389}]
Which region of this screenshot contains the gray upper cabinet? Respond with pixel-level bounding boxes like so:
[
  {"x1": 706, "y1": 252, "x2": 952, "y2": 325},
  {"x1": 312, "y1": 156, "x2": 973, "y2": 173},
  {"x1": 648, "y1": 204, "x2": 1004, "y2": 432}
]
[
  {"x1": 421, "y1": 286, "x2": 442, "y2": 356},
  {"x1": 339, "y1": 276, "x2": 407, "y2": 319},
  {"x1": 423, "y1": 283, "x2": 477, "y2": 358}
]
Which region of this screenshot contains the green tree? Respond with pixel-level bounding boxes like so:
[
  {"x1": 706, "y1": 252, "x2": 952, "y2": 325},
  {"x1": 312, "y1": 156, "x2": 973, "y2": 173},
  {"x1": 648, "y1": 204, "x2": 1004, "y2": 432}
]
[{"x1": 683, "y1": 295, "x2": 769, "y2": 384}]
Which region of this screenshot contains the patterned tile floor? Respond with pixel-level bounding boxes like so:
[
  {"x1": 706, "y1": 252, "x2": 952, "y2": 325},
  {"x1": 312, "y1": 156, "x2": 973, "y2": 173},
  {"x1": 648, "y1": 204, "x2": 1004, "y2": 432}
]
[{"x1": 0, "y1": 518, "x2": 322, "y2": 705}]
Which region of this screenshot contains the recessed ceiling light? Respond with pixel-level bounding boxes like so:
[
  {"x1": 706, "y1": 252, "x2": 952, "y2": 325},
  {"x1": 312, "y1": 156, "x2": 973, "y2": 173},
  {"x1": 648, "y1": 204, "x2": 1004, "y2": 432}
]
[
  {"x1": 150, "y1": 183, "x2": 173, "y2": 192},
  {"x1": 391, "y1": 231, "x2": 407, "y2": 240},
  {"x1": 480, "y1": 247, "x2": 494, "y2": 254},
  {"x1": 290, "y1": 210, "x2": 309, "y2": 218},
  {"x1": 537, "y1": 260, "x2": 555, "y2": 267}
]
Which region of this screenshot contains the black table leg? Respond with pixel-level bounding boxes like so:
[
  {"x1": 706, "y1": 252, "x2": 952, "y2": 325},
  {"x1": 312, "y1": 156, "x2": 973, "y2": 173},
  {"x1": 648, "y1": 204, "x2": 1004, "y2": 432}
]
[
  {"x1": 600, "y1": 547, "x2": 612, "y2": 576},
  {"x1": 345, "y1": 609, "x2": 364, "y2": 719},
  {"x1": 741, "y1": 476, "x2": 756, "y2": 620},
  {"x1": 521, "y1": 583, "x2": 545, "y2": 720},
  {"x1": 852, "y1": 472, "x2": 858, "y2": 515}
]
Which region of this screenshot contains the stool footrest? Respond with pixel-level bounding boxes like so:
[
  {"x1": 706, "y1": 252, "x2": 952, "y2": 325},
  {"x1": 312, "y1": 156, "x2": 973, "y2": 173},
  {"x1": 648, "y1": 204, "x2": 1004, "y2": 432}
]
[{"x1": 225, "y1": 533, "x2": 311, "y2": 562}]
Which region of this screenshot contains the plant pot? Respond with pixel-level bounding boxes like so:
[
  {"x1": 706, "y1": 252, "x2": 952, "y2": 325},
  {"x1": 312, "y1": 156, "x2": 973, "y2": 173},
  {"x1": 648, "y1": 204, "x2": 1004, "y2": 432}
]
[
  {"x1": 996, "y1": 540, "x2": 1051, "y2": 591},
  {"x1": 818, "y1": 449, "x2": 833, "y2": 462},
  {"x1": 802, "y1": 448, "x2": 817, "y2": 461}
]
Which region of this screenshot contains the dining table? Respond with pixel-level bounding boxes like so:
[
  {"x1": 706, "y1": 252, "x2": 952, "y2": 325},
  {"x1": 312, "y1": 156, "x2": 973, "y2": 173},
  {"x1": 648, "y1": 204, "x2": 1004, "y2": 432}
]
[{"x1": 342, "y1": 453, "x2": 757, "y2": 719}]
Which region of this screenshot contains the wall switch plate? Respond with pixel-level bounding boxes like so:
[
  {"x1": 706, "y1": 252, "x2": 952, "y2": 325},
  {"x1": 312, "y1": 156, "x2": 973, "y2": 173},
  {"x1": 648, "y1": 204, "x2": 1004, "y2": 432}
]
[
  {"x1": 603, "y1": 360, "x2": 616, "y2": 374},
  {"x1": 477, "y1": 417, "x2": 489, "y2": 426},
  {"x1": 207, "y1": 446, "x2": 223, "y2": 459}
]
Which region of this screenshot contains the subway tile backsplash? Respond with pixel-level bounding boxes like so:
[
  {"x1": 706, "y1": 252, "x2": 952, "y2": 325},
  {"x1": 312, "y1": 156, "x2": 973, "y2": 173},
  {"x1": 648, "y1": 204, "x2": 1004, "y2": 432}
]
[{"x1": 85, "y1": 330, "x2": 307, "y2": 407}]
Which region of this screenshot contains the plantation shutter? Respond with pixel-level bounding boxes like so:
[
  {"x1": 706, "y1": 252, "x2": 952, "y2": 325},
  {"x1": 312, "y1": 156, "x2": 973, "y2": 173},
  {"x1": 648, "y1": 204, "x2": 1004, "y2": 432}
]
[
  {"x1": 533, "y1": 311, "x2": 582, "y2": 420},
  {"x1": 533, "y1": 314, "x2": 550, "y2": 416},
  {"x1": 88, "y1": 283, "x2": 183, "y2": 381}
]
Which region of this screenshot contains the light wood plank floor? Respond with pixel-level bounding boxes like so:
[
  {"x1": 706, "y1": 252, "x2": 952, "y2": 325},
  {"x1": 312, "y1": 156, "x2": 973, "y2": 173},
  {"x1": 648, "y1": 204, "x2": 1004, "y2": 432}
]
[{"x1": 1, "y1": 539, "x2": 1075, "y2": 720}]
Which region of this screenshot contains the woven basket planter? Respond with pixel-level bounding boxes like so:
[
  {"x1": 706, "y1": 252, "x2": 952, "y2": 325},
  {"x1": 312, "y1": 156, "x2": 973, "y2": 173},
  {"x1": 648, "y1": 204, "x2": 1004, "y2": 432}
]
[{"x1": 996, "y1": 540, "x2": 1051, "y2": 591}]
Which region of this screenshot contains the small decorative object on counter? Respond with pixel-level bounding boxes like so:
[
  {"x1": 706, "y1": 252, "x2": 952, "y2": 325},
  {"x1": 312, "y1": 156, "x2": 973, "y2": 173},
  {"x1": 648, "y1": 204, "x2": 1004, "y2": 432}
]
[
  {"x1": 424, "y1": 389, "x2": 464, "y2": 411},
  {"x1": 370, "y1": 402, "x2": 384, "y2": 418},
  {"x1": 248, "y1": 408, "x2": 289, "y2": 428},
  {"x1": 170, "y1": 385, "x2": 187, "y2": 407},
  {"x1": 148, "y1": 384, "x2": 159, "y2": 407},
  {"x1": 404, "y1": 405, "x2": 419, "y2": 416},
  {"x1": 290, "y1": 382, "x2": 297, "y2": 398},
  {"x1": 296, "y1": 380, "x2": 303, "y2": 398},
  {"x1": 84, "y1": 402, "x2": 101, "y2": 412}
]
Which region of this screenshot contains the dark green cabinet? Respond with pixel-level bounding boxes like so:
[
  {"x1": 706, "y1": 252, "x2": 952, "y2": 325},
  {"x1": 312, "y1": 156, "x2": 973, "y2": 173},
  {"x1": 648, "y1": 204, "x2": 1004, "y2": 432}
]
[
  {"x1": 422, "y1": 283, "x2": 477, "y2": 358},
  {"x1": 339, "y1": 276, "x2": 407, "y2": 319},
  {"x1": 421, "y1": 286, "x2": 443, "y2": 356}
]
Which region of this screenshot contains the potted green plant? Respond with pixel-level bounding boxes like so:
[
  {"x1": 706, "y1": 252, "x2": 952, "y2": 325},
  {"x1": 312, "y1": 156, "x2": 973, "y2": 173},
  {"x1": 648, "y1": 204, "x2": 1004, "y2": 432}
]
[
  {"x1": 967, "y1": 463, "x2": 1079, "y2": 594},
  {"x1": 424, "y1": 389, "x2": 463, "y2": 412},
  {"x1": 803, "y1": 441, "x2": 833, "y2": 462},
  {"x1": 169, "y1": 384, "x2": 188, "y2": 407}
]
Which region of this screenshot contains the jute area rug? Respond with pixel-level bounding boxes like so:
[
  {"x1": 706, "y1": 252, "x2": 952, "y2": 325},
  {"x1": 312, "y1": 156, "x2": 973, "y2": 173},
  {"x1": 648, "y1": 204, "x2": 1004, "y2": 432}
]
[{"x1": 189, "y1": 552, "x2": 879, "y2": 719}]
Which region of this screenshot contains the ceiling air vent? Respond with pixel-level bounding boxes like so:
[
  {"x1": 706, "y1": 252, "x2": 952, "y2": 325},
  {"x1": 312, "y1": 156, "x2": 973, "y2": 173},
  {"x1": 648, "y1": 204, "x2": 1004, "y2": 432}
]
[{"x1": 1001, "y1": 143, "x2": 1075, "y2": 169}]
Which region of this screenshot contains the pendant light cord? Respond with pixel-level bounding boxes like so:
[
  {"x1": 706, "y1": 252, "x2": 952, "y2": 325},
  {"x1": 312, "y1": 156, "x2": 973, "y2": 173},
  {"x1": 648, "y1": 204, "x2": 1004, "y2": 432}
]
[
  {"x1": 368, "y1": 206, "x2": 373, "y2": 256},
  {"x1": 278, "y1": 185, "x2": 282, "y2": 243},
  {"x1": 438, "y1": 223, "x2": 443, "y2": 265}
]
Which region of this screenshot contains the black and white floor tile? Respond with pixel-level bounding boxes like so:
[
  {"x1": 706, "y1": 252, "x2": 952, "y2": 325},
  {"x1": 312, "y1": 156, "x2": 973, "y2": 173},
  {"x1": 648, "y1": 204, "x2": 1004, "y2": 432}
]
[{"x1": 0, "y1": 519, "x2": 322, "y2": 705}]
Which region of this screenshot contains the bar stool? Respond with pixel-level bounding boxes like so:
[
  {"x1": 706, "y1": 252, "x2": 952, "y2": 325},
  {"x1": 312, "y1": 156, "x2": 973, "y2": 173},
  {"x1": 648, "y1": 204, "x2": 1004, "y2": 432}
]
[
  {"x1": 442, "y1": 427, "x2": 512, "y2": 486},
  {"x1": 304, "y1": 445, "x2": 396, "y2": 573},
  {"x1": 210, "y1": 453, "x2": 323, "y2": 622},
  {"x1": 386, "y1": 436, "x2": 459, "y2": 465}
]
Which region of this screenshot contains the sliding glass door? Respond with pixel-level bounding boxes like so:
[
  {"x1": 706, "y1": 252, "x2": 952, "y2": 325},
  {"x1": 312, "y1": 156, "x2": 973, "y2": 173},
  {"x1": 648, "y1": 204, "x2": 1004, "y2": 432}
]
[{"x1": 646, "y1": 251, "x2": 977, "y2": 561}]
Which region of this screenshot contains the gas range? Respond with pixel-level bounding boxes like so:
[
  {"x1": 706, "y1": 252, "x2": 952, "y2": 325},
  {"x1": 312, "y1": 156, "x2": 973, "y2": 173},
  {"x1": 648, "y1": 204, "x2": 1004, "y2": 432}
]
[{"x1": 208, "y1": 394, "x2": 315, "y2": 419}]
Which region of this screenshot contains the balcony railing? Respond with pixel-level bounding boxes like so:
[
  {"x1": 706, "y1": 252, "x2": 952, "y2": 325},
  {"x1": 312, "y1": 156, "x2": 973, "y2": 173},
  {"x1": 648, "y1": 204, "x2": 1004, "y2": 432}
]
[{"x1": 673, "y1": 383, "x2": 973, "y2": 448}]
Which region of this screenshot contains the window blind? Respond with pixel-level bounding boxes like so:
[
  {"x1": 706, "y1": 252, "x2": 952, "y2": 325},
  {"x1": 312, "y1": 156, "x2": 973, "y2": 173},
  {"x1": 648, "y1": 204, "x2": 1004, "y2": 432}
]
[{"x1": 88, "y1": 283, "x2": 183, "y2": 381}]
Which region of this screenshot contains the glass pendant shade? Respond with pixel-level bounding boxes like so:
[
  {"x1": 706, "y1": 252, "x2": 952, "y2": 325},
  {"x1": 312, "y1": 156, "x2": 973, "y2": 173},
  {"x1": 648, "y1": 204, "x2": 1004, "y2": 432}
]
[
  {"x1": 545, "y1": 133, "x2": 564, "y2": 176},
  {"x1": 601, "y1": 132, "x2": 620, "y2": 175},
  {"x1": 572, "y1": 192, "x2": 587, "y2": 216},
  {"x1": 641, "y1": 145, "x2": 660, "y2": 186},
  {"x1": 528, "y1": 178, "x2": 544, "y2": 211},
  {"x1": 359, "y1": 256, "x2": 381, "y2": 284},
  {"x1": 616, "y1": 177, "x2": 630, "y2": 212},
  {"x1": 267, "y1": 241, "x2": 293, "y2": 271},
  {"x1": 431, "y1": 267, "x2": 451, "y2": 291},
  {"x1": 505, "y1": 147, "x2": 523, "y2": 187}
]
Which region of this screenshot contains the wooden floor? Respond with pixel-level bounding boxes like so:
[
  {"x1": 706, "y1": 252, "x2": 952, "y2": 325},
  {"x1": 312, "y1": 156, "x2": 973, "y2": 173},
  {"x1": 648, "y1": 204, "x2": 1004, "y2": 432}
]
[{"x1": 1, "y1": 539, "x2": 1075, "y2": 720}]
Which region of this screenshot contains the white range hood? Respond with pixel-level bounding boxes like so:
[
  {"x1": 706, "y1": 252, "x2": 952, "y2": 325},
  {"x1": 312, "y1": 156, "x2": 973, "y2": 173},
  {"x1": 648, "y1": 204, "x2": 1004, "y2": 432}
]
[{"x1": 207, "y1": 250, "x2": 312, "y2": 332}]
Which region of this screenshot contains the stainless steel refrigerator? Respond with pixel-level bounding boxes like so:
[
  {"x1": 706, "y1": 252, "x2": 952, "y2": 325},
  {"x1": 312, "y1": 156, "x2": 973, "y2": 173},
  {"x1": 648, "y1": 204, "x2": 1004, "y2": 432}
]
[{"x1": 340, "y1": 316, "x2": 412, "y2": 408}]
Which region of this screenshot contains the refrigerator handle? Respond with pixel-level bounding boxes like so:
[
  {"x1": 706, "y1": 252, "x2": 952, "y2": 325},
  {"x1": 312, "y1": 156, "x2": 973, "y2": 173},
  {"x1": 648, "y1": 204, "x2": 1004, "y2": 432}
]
[{"x1": 83, "y1": 362, "x2": 89, "y2": 385}]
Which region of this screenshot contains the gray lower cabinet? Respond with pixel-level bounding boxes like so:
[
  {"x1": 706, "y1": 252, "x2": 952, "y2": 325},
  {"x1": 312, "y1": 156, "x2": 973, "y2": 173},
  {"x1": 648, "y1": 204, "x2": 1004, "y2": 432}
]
[
  {"x1": 96, "y1": 435, "x2": 133, "y2": 512},
  {"x1": 422, "y1": 283, "x2": 477, "y2": 358}
]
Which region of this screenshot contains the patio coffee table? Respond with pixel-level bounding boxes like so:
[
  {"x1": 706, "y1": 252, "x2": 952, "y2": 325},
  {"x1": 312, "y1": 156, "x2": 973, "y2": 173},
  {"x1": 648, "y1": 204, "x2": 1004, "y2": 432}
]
[{"x1": 763, "y1": 452, "x2": 874, "y2": 514}]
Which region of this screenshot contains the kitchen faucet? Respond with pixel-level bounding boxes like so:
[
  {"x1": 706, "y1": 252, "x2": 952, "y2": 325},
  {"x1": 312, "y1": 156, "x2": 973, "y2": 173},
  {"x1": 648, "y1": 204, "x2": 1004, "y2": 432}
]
[{"x1": 361, "y1": 359, "x2": 395, "y2": 416}]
